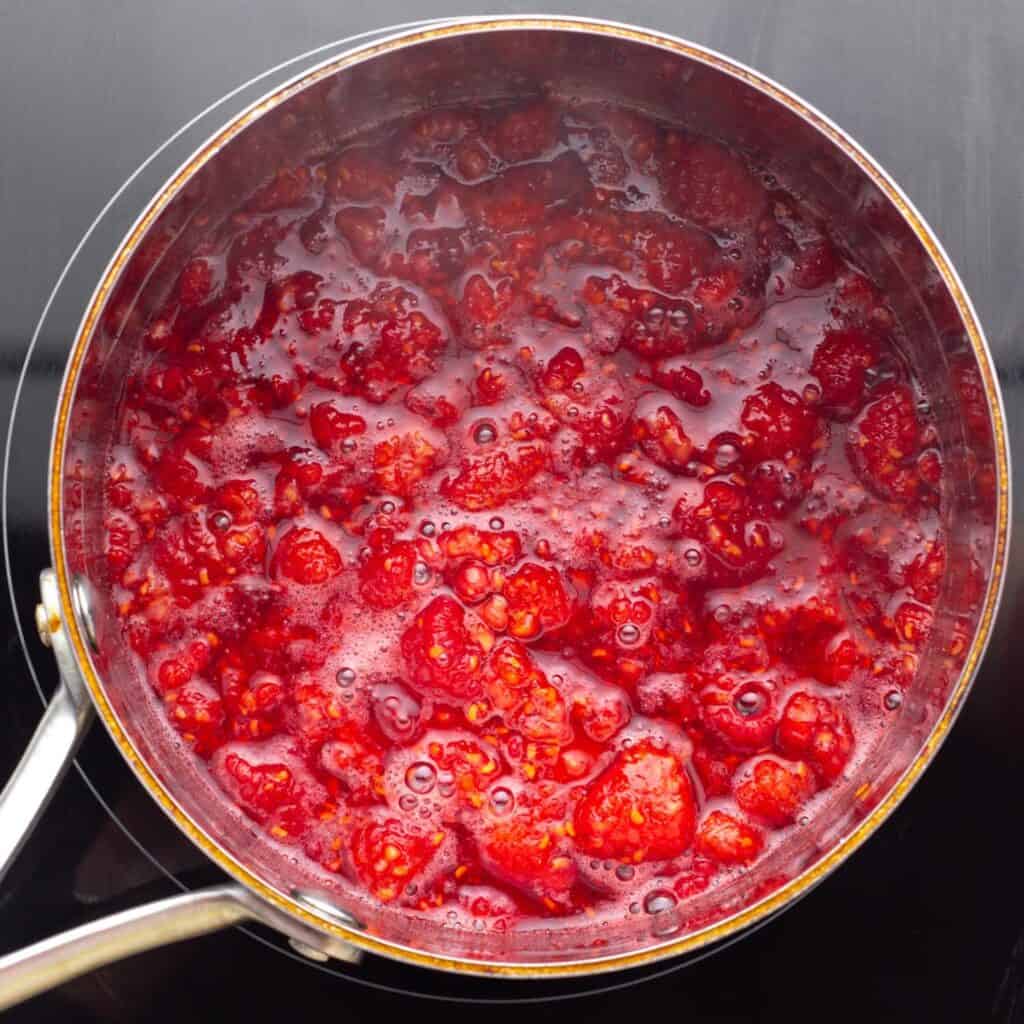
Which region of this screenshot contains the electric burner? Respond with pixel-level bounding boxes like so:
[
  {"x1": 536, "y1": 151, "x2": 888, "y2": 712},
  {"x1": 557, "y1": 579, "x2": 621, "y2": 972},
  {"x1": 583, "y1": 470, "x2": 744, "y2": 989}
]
[{"x1": 2, "y1": 6, "x2": 1024, "y2": 1022}]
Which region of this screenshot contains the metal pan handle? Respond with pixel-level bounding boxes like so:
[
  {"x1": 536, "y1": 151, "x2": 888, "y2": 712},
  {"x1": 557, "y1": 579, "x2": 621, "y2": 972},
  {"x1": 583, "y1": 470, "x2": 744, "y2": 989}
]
[
  {"x1": 0, "y1": 883, "x2": 362, "y2": 1011},
  {"x1": 0, "y1": 676, "x2": 91, "y2": 884},
  {"x1": 0, "y1": 571, "x2": 94, "y2": 884}
]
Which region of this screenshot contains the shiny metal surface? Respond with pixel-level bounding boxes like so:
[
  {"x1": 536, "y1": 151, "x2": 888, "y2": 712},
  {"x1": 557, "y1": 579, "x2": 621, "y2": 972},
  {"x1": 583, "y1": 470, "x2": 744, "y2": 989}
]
[
  {"x1": 0, "y1": 571, "x2": 92, "y2": 883},
  {"x1": 0, "y1": 11, "x2": 1010, "y2": 987},
  {"x1": 0, "y1": 881, "x2": 361, "y2": 1010}
]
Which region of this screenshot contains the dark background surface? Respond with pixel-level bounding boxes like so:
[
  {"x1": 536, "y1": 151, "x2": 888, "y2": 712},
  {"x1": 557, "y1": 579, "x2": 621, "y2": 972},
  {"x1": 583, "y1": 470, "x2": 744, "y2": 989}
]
[{"x1": 2, "y1": 1, "x2": 1024, "y2": 1021}]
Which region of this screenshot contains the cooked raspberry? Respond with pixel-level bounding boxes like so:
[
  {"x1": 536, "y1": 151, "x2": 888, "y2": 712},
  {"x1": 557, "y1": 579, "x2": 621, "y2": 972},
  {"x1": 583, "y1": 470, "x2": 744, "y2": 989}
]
[
  {"x1": 373, "y1": 431, "x2": 439, "y2": 498},
  {"x1": 425, "y1": 736, "x2": 501, "y2": 809},
  {"x1": 588, "y1": 275, "x2": 696, "y2": 359},
  {"x1": 153, "y1": 452, "x2": 208, "y2": 505},
  {"x1": 893, "y1": 600, "x2": 933, "y2": 648},
  {"x1": 340, "y1": 288, "x2": 446, "y2": 401},
  {"x1": 272, "y1": 527, "x2": 342, "y2": 584},
  {"x1": 449, "y1": 559, "x2": 496, "y2": 605},
  {"x1": 904, "y1": 541, "x2": 945, "y2": 604},
  {"x1": 485, "y1": 639, "x2": 544, "y2": 712},
  {"x1": 218, "y1": 661, "x2": 285, "y2": 741},
  {"x1": 741, "y1": 382, "x2": 819, "y2": 460},
  {"x1": 696, "y1": 810, "x2": 764, "y2": 865},
  {"x1": 405, "y1": 367, "x2": 470, "y2": 428},
  {"x1": 790, "y1": 238, "x2": 839, "y2": 291},
  {"x1": 457, "y1": 275, "x2": 516, "y2": 347},
  {"x1": 572, "y1": 686, "x2": 632, "y2": 743},
  {"x1": 776, "y1": 691, "x2": 854, "y2": 784},
  {"x1": 359, "y1": 534, "x2": 420, "y2": 609},
  {"x1": 456, "y1": 137, "x2": 492, "y2": 180},
  {"x1": 285, "y1": 680, "x2": 351, "y2": 754},
  {"x1": 441, "y1": 442, "x2": 547, "y2": 511},
  {"x1": 502, "y1": 562, "x2": 573, "y2": 639},
  {"x1": 247, "y1": 165, "x2": 312, "y2": 212},
  {"x1": 637, "y1": 223, "x2": 714, "y2": 293},
  {"x1": 483, "y1": 639, "x2": 572, "y2": 750},
  {"x1": 589, "y1": 578, "x2": 657, "y2": 648},
  {"x1": 439, "y1": 525, "x2": 521, "y2": 566},
  {"x1": 810, "y1": 327, "x2": 881, "y2": 408},
  {"x1": 494, "y1": 103, "x2": 556, "y2": 163},
  {"x1": 574, "y1": 742, "x2": 697, "y2": 862},
  {"x1": 542, "y1": 347, "x2": 585, "y2": 391},
  {"x1": 217, "y1": 752, "x2": 297, "y2": 816},
  {"x1": 178, "y1": 258, "x2": 214, "y2": 308},
  {"x1": 327, "y1": 147, "x2": 399, "y2": 202},
  {"x1": 651, "y1": 359, "x2": 711, "y2": 406},
  {"x1": 475, "y1": 808, "x2": 576, "y2": 910},
  {"x1": 635, "y1": 403, "x2": 695, "y2": 472},
  {"x1": 105, "y1": 514, "x2": 140, "y2": 574},
  {"x1": 162, "y1": 681, "x2": 225, "y2": 757},
  {"x1": 639, "y1": 225, "x2": 715, "y2": 294},
  {"x1": 700, "y1": 678, "x2": 779, "y2": 752},
  {"x1": 668, "y1": 138, "x2": 765, "y2": 231},
  {"x1": 692, "y1": 265, "x2": 764, "y2": 342},
  {"x1": 636, "y1": 672, "x2": 700, "y2": 722},
  {"x1": 309, "y1": 403, "x2": 367, "y2": 453},
  {"x1": 735, "y1": 758, "x2": 815, "y2": 827},
  {"x1": 401, "y1": 596, "x2": 485, "y2": 700},
  {"x1": 349, "y1": 816, "x2": 442, "y2": 902},
  {"x1": 321, "y1": 724, "x2": 386, "y2": 804},
  {"x1": 692, "y1": 743, "x2": 742, "y2": 798},
  {"x1": 848, "y1": 385, "x2": 922, "y2": 499},
  {"x1": 675, "y1": 480, "x2": 775, "y2": 583},
  {"x1": 401, "y1": 228, "x2": 466, "y2": 284},
  {"x1": 473, "y1": 365, "x2": 513, "y2": 404},
  {"x1": 333, "y1": 205, "x2": 386, "y2": 266},
  {"x1": 511, "y1": 684, "x2": 572, "y2": 747}
]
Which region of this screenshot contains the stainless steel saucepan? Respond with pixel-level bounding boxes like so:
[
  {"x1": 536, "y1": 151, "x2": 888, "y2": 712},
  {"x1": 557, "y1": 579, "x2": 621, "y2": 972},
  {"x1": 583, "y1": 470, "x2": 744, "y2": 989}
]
[{"x1": 0, "y1": 14, "x2": 1009, "y2": 1011}]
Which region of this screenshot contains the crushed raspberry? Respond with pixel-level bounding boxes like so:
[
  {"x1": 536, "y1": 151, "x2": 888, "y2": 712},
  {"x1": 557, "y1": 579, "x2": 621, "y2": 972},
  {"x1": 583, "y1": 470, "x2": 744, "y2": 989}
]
[{"x1": 105, "y1": 95, "x2": 952, "y2": 930}]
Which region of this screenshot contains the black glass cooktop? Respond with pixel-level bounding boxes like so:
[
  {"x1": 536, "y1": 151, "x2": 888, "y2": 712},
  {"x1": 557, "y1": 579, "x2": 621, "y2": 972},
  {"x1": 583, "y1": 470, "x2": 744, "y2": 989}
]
[{"x1": 2, "y1": 2, "x2": 1023, "y2": 1021}]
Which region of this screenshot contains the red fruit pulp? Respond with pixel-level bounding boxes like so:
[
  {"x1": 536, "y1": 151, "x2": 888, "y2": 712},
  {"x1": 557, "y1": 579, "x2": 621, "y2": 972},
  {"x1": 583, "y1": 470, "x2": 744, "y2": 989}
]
[{"x1": 104, "y1": 98, "x2": 948, "y2": 933}]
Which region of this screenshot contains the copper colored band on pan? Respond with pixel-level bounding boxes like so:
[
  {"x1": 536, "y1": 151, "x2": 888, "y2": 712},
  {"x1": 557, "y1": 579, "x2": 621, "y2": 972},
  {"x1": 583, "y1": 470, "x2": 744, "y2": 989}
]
[{"x1": 46, "y1": 16, "x2": 1011, "y2": 977}]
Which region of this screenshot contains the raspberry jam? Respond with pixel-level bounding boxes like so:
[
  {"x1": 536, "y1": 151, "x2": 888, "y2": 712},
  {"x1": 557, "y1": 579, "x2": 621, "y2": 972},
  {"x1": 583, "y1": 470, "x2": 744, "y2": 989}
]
[{"x1": 103, "y1": 98, "x2": 948, "y2": 931}]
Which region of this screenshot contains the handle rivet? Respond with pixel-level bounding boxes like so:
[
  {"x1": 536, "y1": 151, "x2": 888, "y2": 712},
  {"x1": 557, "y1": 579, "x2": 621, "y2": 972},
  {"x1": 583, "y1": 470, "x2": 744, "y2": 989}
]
[
  {"x1": 34, "y1": 605, "x2": 52, "y2": 648},
  {"x1": 288, "y1": 938, "x2": 330, "y2": 963}
]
